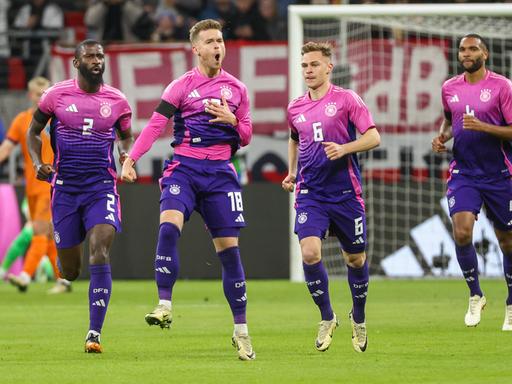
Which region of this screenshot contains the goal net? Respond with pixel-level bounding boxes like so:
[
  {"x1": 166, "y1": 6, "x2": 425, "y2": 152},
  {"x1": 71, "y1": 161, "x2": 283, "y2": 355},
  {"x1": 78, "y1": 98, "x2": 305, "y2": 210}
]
[{"x1": 288, "y1": 4, "x2": 512, "y2": 281}]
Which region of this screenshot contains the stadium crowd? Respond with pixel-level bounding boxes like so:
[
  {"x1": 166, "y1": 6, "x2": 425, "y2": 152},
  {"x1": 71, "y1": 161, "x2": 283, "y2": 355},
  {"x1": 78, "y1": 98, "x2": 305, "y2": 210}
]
[{"x1": 0, "y1": 0, "x2": 508, "y2": 88}]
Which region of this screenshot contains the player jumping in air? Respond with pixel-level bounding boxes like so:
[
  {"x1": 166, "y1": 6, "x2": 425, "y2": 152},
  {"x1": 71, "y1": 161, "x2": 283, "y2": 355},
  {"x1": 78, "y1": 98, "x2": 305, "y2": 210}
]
[
  {"x1": 27, "y1": 40, "x2": 133, "y2": 352},
  {"x1": 282, "y1": 42, "x2": 380, "y2": 353}
]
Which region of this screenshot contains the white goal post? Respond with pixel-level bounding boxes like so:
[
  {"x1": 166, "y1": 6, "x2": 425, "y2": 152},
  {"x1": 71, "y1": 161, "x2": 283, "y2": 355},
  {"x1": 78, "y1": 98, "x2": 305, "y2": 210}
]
[{"x1": 288, "y1": 4, "x2": 512, "y2": 282}]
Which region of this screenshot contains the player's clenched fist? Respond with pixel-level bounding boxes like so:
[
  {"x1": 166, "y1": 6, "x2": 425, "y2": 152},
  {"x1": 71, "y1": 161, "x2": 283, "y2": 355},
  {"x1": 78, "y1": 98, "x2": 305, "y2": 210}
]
[
  {"x1": 322, "y1": 142, "x2": 346, "y2": 160},
  {"x1": 35, "y1": 163, "x2": 54, "y2": 181},
  {"x1": 121, "y1": 157, "x2": 137, "y2": 182},
  {"x1": 282, "y1": 173, "x2": 296, "y2": 192},
  {"x1": 431, "y1": 134, "x2": 449, "y2": 153}
]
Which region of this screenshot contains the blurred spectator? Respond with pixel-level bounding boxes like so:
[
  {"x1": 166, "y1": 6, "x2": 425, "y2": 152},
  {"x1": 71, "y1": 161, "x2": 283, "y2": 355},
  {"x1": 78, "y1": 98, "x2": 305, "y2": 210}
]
[
  {"x1": 13, "y1": 0, "x2": 64, "y2": 30},
  {"x1": 259, "y1": 0, "x2": 286, "y2": 40},
  {"x1": 151, "y1": 10, "x2": 188, "y2": 41},
  {"x1": 199, "y1": 0, "x2": 236, "y2": 32},
  {"x1": 229, "y1": 0, "x2": 269, "y2": 40},
  {"x1": 150, "y1": 0, "x2": 188, "y2": 41},
  {"x1": 172, "y1": 0, "x2": 206, "y2": 18},
  {"x1": 0, "y1": 0, "x2": 9, "y2": 58},
  {"x1": 11, "y1": 0, "x2": 63, "y2": 78},
  {"x1": 85, "y1": 0, "x2": 155, "y2": 42}
]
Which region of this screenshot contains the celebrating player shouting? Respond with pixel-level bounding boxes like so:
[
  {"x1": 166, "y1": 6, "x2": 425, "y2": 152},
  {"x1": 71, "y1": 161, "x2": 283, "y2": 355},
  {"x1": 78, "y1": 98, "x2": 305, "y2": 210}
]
[{"x1": 121, "y1": 19, "x2": 255, "y2": 360}]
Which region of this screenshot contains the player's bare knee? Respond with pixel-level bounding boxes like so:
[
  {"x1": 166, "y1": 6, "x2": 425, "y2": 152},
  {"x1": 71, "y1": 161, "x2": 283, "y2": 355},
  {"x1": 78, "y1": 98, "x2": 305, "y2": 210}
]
[
  {"x1": 89, "y1": 251, "x2": 109, "y2": 265},
  {"x1": 301, "y1": 246, "x2": 321, "y2": 265},
  {"x1": 498, "y1": 238, "x2": 512, "y2": 255},
  {"x1": 453, "y1": 228, "x2": 472, "y2": 246},
  {"x1": 89, "y1": 242, "x2": 110, "y2": 265},
  {"x1": 344, "y1": 252, "x2": 366, "y2": 268}
]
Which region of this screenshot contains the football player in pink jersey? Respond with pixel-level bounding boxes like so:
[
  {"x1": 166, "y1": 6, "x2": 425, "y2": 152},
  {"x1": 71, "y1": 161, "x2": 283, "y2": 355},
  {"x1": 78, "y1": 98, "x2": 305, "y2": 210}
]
[
  {"x1": 121, "y1": 19, "x2": 255, "y2": 360},
  {"x1": 432, "y1": 34, "x2": 512, "y2": 330},
  {"x1": 283, "y1": 42, "x2": 380, "y2": 353},
  {"x1": 27, "y1": 40, "x2": 134, "y2": 353}
]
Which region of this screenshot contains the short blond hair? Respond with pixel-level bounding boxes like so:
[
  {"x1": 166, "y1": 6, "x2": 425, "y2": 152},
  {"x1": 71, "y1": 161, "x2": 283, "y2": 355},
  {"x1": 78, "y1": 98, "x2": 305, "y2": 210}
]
[
  {"x1": 27, "y1": 76, "x2": 50, "y2": 91},
  {"x1": 189, "y1": 19, "x2": 222, "y2": 43},
  {"x1": 301, "y1": 41, "x2": 332, "y2": 58}
]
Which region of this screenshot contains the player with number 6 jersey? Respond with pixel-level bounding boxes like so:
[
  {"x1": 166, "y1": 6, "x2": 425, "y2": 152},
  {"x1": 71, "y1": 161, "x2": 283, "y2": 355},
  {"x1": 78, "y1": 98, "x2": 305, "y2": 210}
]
[
  {"x1": 282, "y1": 42, "x2": 380, "y2": 354},
  {"x1": 432, "y1": 34, "x2": 512, "y2": 330},
  {"x1": 27, "y1": 39, "x2": 133, "y2": 353}
]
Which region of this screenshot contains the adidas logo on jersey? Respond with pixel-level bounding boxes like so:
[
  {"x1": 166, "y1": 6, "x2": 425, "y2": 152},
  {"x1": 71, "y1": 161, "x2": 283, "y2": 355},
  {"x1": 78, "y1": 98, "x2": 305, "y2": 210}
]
[
  {"x1": 188, "y1": 89, "x2": 200, "y2": 98},
  {"x1": 92, "y1": 299, "x2": 106, "y2": 307},
  {"x1": 352, "y1": 236, "x2": 364, "y2": 245},
  {"x1": 155, "y1": 267, "x2": 171, "y2": 274},
  {"x1": 311, "y1": 289, "x2": 324, "y2": 297},
  {"x1": 294, "y1": 114, "x2": 306, "y2": 124},
  {"x1": 65, "y1": 104, "x2": 78, "y2": 112},
  {"x1": 104, "y1": 213, "x2": 115, "y2": 222},
  {"x1": 448, "y1": 95, "x2": 459, "y2": 103},
  {"x1": 235, "y1": 213, "x2": 245, "y2": 223}
]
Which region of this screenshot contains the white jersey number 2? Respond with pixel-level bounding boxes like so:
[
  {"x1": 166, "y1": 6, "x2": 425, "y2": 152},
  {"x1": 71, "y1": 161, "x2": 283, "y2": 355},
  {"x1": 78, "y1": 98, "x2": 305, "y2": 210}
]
[
  {"x1": 82, "y1": 118, "x2": 94, "y2": 136},
  {"x1": 312, "y1": 122, "x2": 324, "y2": 142},
  {"x1": 106, "y1": 194, "x2": 116, "y2": 212}
]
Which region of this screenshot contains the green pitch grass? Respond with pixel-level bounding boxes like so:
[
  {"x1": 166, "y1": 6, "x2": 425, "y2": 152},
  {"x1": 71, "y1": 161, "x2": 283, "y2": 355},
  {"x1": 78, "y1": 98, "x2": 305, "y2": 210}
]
[{"x1": 0, "y1": 279, "x2": 509, "y2": 384}]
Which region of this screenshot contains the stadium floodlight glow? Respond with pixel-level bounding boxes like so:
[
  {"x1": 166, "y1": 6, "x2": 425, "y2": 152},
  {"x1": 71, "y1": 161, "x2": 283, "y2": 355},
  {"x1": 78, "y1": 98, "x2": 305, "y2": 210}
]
[{"x1": 288, "y1": 3, "x2": 512, "y2": 282}]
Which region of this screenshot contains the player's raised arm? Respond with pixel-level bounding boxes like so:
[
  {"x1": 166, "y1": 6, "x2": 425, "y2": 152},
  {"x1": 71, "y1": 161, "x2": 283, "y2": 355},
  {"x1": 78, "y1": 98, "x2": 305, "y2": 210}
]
[
  {"x1": 205, "y1": 91, "x2": 253, "y2": 147},
  {"x1": 27, "y1": 108, "x2": 54, "y2": 180},
  {"x1": 462, "y1": 117, "x2": 512, "y2": 140},
  {"x1": 121, "y1": 99, "x2": 176, "y2": 182},
  {"x1": 322, "y1": 127, "x2": 380, "y2": 161}
]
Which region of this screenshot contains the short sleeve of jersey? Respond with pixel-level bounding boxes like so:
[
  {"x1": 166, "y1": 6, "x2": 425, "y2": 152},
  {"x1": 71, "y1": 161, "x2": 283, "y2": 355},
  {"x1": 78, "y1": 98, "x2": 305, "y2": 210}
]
[
  {"x1": 6, "y1": 113, "x2": 24, "y2": 143},
  {"x1": 38, "y1": 87, "x2": 56, "y2": 116},
  {"x1": 161, "y1": 78, "x2": 184, "y2": 109},
  {"x1": 500, "y1": 79, "x2": 512, "y2": 125},
  {"x1": 346, "y1": 90, "x2": 375, "y2": 134},
  {"x1": 117, "y1": 96, "x2": 132, "y2": 132},
  {"x1": 287, "y1": 106, "x2": 299, "y2": 140}
]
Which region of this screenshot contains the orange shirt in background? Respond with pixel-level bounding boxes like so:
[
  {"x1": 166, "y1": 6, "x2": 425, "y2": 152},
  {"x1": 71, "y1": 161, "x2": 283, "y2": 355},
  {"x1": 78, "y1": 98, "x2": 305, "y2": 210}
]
[{"x1": 6, "y1": 108, "x2": 54, "y2": 196}]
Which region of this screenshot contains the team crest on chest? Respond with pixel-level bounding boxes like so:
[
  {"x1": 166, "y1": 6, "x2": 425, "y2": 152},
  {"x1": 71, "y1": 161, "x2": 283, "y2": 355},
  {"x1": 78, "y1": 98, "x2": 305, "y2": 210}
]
[
  {"x1": 220, "y1": 85, "x2": 233, "y2": 100},
  {"x1": 100, "y1": 101, "x2": 112, "y2": 118},
  {"x1": 324, "y1": 102, "x2": 337, "y2": 117},
  {"x1": 480, "y1": 89, "x2": 491, "y2": 102}
]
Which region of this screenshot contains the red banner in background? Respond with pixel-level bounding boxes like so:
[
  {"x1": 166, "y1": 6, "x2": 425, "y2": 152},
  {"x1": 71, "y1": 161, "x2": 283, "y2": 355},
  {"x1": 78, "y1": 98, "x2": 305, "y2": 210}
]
[
  {"x1": 50, "y1": 42, "x2": 289, "y2": 135},
  {"x1": 347, "y1": 38, "x2": 449, "y2": 132},
  {"x1": 49, "y1": 40, "x2": 450, "y2": 182}
]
